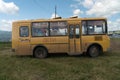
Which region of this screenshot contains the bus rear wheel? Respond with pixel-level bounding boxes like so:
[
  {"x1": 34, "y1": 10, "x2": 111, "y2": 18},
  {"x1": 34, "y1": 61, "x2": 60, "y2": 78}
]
[
  {"x1": 34, "y1": 47, "x2": 48, "y2": 59},
  {"x1": 88, "y1": 45, "x2": 100, "y2": 57}
]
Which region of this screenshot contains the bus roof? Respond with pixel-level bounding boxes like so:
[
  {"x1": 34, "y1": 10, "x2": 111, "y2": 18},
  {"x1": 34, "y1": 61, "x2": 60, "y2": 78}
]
[{"x1": 13, "y1": 17, "x2": 107, "y2": 23}]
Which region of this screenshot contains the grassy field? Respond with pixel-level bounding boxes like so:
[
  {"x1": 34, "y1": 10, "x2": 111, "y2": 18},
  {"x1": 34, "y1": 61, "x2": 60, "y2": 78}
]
[
  {"x1": 0, "y1": 39, "x2": 120, "y2": 80},
  {"x1": 0, "y1": 42, "x2": 11, "y2": 50}
]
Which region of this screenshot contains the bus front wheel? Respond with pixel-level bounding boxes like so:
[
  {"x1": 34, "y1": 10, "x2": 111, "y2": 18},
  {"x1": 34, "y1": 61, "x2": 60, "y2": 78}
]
[
  {"x1": 34, "y1": 47, "x2": 48, "y2": 58},
  {"x1": 88, "y1": 45, "x2": 100, "y2": 57}
]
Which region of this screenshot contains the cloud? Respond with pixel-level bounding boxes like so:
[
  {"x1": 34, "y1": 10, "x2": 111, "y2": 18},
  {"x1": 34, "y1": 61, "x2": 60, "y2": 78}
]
[
  {"x1": 73, "y1": 9, "x2": 83, "y2": 17},
  {"x1": 0, "y1": 20, "x2": 13, "y2": 31},
  {"x1": 51, "y1": 13, "x2": 59, "y2": 18},
  {"x1": 82, "y1": 0, "x2": 94, "y2": 8},
  {"x1": 86, "y1": 0, "x2": 120, "y2": 17},
  {"x1": 71, "y1": 0, "x2": 120, "y2": 17},
  {"x1": 70, "y1": 4, "x2": 78, "y2": 8},
  {"x1": 0, "y1": 0, "x2": 19, "y2": 14},
  {"x1": 108, "y1": 19, "x2": 120, "y2": 31},
  {"x1": 70, "y1": 0, "x2": 82, "y2": 8},
  {"x1": 71, "y1": 0, "x2": 94, "y2": 8}
]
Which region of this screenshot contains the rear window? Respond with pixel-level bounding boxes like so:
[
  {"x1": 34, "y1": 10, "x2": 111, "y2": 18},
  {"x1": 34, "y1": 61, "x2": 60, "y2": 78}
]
[{"x1": 20, "y1": 26, "x2": 29, "y2": 37}]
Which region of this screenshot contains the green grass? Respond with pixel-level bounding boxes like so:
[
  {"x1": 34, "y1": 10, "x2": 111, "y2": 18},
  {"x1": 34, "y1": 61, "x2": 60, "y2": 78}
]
[
  {"x1": 0, "y1": 52, "x2": 120, "y2": 80},
  {"x1": 0, "y1": 42, "x2": 11, "y2": 50},
  {"x1": 0, "y1": 40, "x2": 120, "y2": 80}
]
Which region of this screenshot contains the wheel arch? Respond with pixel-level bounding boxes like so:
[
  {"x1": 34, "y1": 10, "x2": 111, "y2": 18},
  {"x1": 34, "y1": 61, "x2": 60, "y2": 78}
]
[
  {"x1": 33, "y1": 44, "x2": 48, "y2": 55},
  {"x1": 87, "y1": 43, "x2": 103, "y2": 53}
]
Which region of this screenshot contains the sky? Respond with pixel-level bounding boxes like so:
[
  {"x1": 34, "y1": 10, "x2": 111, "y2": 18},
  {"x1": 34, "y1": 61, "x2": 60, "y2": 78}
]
[{"x1": 0, "y1": 0, "x2": 120, "y2": 31}]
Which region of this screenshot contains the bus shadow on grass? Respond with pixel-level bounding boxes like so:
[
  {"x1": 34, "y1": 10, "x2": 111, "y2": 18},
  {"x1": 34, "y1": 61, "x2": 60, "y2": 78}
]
[
  {"x1": 48, "y1": 53, "x2": 85, "y2": 58},
  {"x1": 47, "y1": 52, "x2": 112, "y2": 58},
  {"x1": 13, "y1": 53, "x2": 87, "y2": 59},
  {"x1": 12, "y1": 52, "x2": 114, "y2": 59}
]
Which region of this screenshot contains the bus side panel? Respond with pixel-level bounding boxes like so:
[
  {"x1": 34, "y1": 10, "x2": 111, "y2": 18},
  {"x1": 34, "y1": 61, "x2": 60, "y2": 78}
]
[
  {"x1": 30, "y1": 36, "x2": 69, "y2": 53},
  {"x1": 12, "y1": 22, "x2": 19, "y2": 53},
  {"x1": 81, "y1": 35, "x2": 110, "y2": 52},
  {"x1": 101, "y1": 35, "x2": 110, "y2": 51},
  {"x1": 12, "y1": 22, "x2": 32, "y2": 55},
  {"x1": 17, "y1": 22, "x2": 31, "y2": 55}
]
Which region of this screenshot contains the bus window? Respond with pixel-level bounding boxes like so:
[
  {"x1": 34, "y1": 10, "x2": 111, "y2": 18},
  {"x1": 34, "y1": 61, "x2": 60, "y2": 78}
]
[
  {"x1": 20, "y1": 26, "x2": 29, "y2": 37},
  {"x1": 82, "y1": 21, "x2": 87, "y2": 35},
  {"x1": 32, "y1": 22, "x2": 49, "y2": 37},
  {"x1": 69, "y1": 25, "x2": 80, "y2": 38},
  {"x1": 69, "y1": 25, "x2": 74, "y2": 38},
  {"x1": 50, "y1": 21, "x2": 67, "y2": 36},
  {"x1": 75, "y1": 25, "x2": 80, "y2": 38},
  {"x1": 82, "y1": 20, "x2": 107, "y2": 35}
]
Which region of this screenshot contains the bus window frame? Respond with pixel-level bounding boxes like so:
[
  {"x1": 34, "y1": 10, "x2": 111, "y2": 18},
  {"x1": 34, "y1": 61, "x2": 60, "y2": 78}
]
[
  {"x1": 31, "y1": 22, "x2": 49, "y2": 37},
  {"x1": 31, "y1": 21, "x2": 68, "y2": 37},
  {"x1": 19, "y1": 26, "x2": 29, "y2": 37},
  {"x1": 69, "y1": 25, "x2": 74, "y2": 39},
  {"x1": 69, "y1": 24, "x2": 80, "y2": 39},
  {"x1": 49, "y1": 21, "x2": 68, "y2": 36},
  {"x1": 82, "y1": 20, "x2": 108, "y2": 35},
  {"x1": 75, "y1": 24, "x2": 80, "y2": 38}
]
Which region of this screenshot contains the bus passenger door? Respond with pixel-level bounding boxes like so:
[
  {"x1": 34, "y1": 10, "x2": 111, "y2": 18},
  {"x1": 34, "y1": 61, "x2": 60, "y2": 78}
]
[
  {"x1": 69, "y1": 24, "x2": 81, "y2": 55},
  {"x1": 18, "y1": 24, "x2": 31, "y2": 55}
]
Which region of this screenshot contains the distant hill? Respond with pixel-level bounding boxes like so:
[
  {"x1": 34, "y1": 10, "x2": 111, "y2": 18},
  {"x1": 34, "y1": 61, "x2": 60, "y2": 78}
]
[{"x1": 0, "y1": 30, "x2": 12, "y2": 42}]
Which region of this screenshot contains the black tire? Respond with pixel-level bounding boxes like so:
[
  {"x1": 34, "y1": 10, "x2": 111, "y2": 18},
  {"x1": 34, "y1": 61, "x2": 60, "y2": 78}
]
[
  {"x1": 88, "y1": 46, "x2": 100, "y2": 57},
  {"x1": 34, "y1": 47, "x2": 48, "y2": 59}
]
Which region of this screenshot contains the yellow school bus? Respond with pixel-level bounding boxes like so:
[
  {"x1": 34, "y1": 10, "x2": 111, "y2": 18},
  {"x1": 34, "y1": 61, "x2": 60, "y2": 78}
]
[{"x1": 12, "y1": 17, "x2": 110, "y2": 58}]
